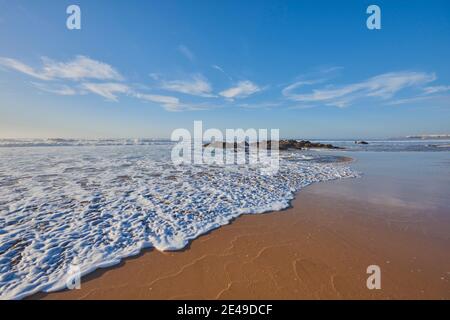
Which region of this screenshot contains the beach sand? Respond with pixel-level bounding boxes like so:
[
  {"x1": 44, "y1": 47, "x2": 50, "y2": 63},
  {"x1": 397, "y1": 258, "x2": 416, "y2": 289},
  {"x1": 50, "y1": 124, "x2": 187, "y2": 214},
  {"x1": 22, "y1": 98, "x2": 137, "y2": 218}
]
[{"x1": 32, "y1": 152, "x2": 450, "y2": 300}]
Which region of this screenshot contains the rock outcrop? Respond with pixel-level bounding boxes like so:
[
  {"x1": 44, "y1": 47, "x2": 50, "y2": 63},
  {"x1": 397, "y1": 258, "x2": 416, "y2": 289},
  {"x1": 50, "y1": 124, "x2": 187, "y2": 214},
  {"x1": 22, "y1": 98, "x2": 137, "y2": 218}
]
[{"x1": 203, "y1": 139, "x2": 342, "y2": 151}]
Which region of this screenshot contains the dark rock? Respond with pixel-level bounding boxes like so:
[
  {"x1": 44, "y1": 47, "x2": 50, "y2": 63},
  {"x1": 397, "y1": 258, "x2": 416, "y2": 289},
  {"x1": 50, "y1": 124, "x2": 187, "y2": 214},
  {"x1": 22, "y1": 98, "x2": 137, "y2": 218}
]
[{"x1": 203, "y1": 139, "x2": 342, "y2": 151}]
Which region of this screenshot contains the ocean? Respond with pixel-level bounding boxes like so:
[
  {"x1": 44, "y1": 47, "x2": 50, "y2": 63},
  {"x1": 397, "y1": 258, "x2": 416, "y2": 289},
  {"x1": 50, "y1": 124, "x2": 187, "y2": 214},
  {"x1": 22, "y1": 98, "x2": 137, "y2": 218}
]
[
  {"x1": 0, "y1": 139, "x2": 356, "y2": 299},
  {"x1": 1, "y1": 138, "x2": 449, "y2": 299}
]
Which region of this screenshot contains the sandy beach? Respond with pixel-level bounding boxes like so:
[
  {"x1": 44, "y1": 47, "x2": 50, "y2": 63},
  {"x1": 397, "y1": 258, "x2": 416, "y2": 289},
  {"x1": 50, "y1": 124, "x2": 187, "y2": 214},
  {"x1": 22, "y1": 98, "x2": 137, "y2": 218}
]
[
  {"x1": 2, "y1": 0, "x2": 450, "y2": 305},
  {"x1": 32, "y1": 152, "x2": 450, "y2": 300}
]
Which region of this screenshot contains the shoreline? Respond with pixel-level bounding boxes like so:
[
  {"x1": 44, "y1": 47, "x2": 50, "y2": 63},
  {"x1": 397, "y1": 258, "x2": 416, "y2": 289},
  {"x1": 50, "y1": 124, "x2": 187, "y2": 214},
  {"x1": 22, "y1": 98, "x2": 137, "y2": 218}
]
[
  {"x1": 26, "y1": 159, "x2": 355, "y2": 300},
  {"x1": 1, "y1": 145, "x2": 358, "y2": 299},
  {"x1": 31, "y1": 152, "x2": 450, "y2": 299}
]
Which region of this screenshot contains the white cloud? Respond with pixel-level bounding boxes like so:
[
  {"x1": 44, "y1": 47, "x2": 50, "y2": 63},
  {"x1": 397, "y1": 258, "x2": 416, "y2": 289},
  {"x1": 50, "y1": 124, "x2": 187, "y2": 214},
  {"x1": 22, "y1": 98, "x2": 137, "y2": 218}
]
[
  {"x1": 81, "y1": 83, "x2": 130, "y2": 101},
  {"x1": 133, "y1": 92, "x2": 218, "y2": 112},
  {"x1": 280, "y1": 67, "x2": 342, "y2": 93},
  {"x1": 219, "y1": 80, "x2": 261, "y2": 99},
  {"x1": 0, "y1": 56, "x2": 123, "y2": 81},
  {"x1": 31, "y1": 82, "x2": 78, "y2": 96},
  {"x1": 286, "y1": 104, "x2": 316, "y2": 110},
  {"x1": 212, "y1": 64, "x2": 233, "y2": 81},
  {"x1": 212, "y1": 65, "x2": 225, "y2": 73},
  {"x1": 365, "y1": 72, "x2": 435, "y2": 98},
  {"x1": 0, "y1": 57, "x2": 50, "y2": 80},
  {"x1": 134, "y1": 93, "x2": 179, "y2": 105},
  {"x1": 283, "y1": 71, "x2": 436, "y2": 107},
  {"x1": 161, "y1": 74, "x2": 215, "y2": 97},
  {"x1": 387, "y1": 94, "x2": 450, "y2": 106},
  {"x1": 238, "y1": 102, "x2": 282, "y2": 109},
  {"x1": 423, "y1": 85, "x2": 450, "y2": 95},
  {"x1": 42, "y1": 56, "x2": 123, "y2": 81},
  {"x1": 164, "y1": 102, "x2": 220, "y2": 112},
  {"x1": 128, "y1": 90, "x2": 219, "y2": 111},
  {"x1": 281, "y1": 79, "x2": 327, "y2": 96},
  {"x1": 1, "y1": 55, "x2": 219, "y2": 111},
  {"x1": 178, "y1": 44, "x2": 195, "y2": 62}
]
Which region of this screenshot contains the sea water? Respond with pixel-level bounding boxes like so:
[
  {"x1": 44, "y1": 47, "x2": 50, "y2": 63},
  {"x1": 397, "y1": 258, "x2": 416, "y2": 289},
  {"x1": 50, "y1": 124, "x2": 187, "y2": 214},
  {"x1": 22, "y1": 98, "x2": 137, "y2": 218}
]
[{"x1": 0, "y1": 140, "x2": 357, "y2": 299}]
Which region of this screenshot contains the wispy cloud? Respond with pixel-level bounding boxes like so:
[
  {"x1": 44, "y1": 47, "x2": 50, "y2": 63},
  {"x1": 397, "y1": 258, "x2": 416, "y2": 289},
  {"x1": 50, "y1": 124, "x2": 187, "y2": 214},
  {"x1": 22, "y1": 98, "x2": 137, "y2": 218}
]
[
  {"x1": 0, "y1": 56, "x2": 123, "y2": 81},
  {"x1": 177, "y1": 44, "x2": 195, "y2": 62},
  {"x1": 0, "y1": 57, "x2": 50, "y2": 80},
  {"x1": 42, "y1": 56, "x2": 123, "y2": 81},
  {"x1": 282, "y1": 79, "x2": 328, "y2": 95},
  {"x1": 423, "y1": 85, "x2": 450, "y2": 95},
  {"x1": 212, "y1": 64, "x2": 233, "y2": 81},
  {"x1": 387, "y1": 93, "x2": 450, "y2": 106},
  {"x1": 79, "y1": 84, "x2": 215, "y2": 111},
  {"x1": 9, "y1": 54, "x2": 442, "y2": 113},
  {"x1": 162, "y1": 102, "x2": 220, "y2": 112},
  {"x1": 387, "y1": 95, "x2": 436, "y2": 106},
  {"x1": 160, "y1": 74, "x2": 215, "y2": 97},
  {"x1": 133, "y1": 93, "x2": 179, "y2": 105},
  {"x1": 286, "y1": 104, "x2": 316, "y2": 110},
  {"x1": 219, "y1": 80, "x2": 261, "y2": 100},
  {"x1": 283, "y1": 71, "x2": 436, "y2": 107},
  {"x1": 31, "y1": 82, "x2": 78, "y2": 96},
  {"x1": 81, "y1": 83, "x2": 130, "y2": 101},
  {"x1": 0, "y1": 54, "x2": 220, "y2": 111},
  {"x1": 135, "y1": 92, "x2": 218, "y2": 111},
  {"x1": 238, "y1": 101, "x2": 282, "y2": 109},
  {"x1": 279, "y1": 66, "x2": 342, "y2": 90}
]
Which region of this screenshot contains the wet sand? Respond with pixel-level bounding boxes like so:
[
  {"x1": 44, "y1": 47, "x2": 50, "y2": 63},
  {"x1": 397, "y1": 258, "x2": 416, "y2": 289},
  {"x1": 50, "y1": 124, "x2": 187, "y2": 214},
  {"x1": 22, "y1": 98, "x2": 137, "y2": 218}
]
[{"x1": 33, "y1": 152, "x2": 450, "y2": 299}]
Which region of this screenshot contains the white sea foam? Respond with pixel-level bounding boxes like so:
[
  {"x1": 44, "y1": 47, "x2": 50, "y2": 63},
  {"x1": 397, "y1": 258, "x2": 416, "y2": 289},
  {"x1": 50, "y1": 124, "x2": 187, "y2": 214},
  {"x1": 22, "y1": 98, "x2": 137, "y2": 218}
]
[
  {"x1": 0, "y1": 138, "x2": 166, "y2": 148},
  {"x1": 0, "y1": 143, "x2": 358, "y2": 299}
]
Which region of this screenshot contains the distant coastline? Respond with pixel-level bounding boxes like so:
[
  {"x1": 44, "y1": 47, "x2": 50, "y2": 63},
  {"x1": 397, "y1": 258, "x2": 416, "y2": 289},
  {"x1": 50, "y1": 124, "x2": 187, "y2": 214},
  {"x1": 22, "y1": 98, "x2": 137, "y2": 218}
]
[{"x1": 402, "y1": 134, "x2": 450, "y2": 140}]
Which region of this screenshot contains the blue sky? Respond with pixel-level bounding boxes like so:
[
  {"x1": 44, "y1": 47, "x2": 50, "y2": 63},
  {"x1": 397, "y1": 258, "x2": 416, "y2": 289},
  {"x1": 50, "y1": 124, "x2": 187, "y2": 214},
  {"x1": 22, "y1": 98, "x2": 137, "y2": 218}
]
[{"x1": 0, "y1": 0, "x2": 449, "y2": 139}]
